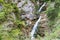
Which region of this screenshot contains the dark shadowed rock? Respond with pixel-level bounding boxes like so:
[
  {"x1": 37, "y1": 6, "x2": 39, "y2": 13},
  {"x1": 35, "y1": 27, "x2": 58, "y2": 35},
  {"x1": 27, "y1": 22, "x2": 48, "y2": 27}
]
[
  {"x1": 17, "y1": 0, "x2": 35, "y2": 13},
  {"x1": 21, "y1": 13, "x2": 37, "y2": 20}
]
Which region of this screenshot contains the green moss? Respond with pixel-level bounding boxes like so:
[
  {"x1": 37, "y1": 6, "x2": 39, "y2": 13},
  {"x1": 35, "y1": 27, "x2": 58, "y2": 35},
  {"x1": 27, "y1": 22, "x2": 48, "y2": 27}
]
[
  {"x1": 0, "y1": 0, "x2": 4, "y2": 3},
  {"x1": 0, "y1": 12, "x2": 5, "y2": 19}
]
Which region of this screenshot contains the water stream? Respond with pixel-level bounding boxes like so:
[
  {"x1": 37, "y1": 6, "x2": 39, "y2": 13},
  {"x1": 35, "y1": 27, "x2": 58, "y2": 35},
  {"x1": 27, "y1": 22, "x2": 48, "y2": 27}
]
[{"x1": 30, "y1": 2, "x2": 46, "y2": 40}]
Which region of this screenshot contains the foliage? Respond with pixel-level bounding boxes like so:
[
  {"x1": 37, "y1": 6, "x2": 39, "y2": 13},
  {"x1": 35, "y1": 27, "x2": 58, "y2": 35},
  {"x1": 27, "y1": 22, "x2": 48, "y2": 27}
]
[{"x1": 0, "y1": 0, "x2": 25, "y2": 40}]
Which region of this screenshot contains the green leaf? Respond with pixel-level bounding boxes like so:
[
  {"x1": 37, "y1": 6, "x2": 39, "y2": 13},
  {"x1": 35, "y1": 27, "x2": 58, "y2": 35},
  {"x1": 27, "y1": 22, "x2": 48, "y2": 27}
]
[
  {"x1": 0, "y1": 12, "x2": 5, "y2": 19},
  {"x1": 11, "y1": 29, "x2": 20, "y2": 36},
  {"x1": 0, "y1": 0, "x2": 4, "y2": 3}
]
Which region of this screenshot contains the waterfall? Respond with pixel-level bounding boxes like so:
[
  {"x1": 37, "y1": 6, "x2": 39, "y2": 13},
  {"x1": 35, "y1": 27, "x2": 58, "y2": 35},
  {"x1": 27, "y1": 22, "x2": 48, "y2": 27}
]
[{"x1": 30, "y1": 2, "x2": 46, "y2": 40}]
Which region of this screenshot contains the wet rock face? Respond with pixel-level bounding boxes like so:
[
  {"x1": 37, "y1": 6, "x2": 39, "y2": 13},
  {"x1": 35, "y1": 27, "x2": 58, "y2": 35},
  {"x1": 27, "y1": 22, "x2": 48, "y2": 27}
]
[
  {"x1": 26, "y1": 13, "x2": 37, "y2": 20},
  {"x1": 17, "y1": 0, "x2": 35, "y2": 13},
  {"x1": 17, "y1": 0, "x2": 37, "y2": 26},
  {"x1": 21, "y1": 13, "x2": 37, "y2": 20},
  {"x1": 17, "y1": 0, "x2": 36, "y2": 20},
  {"x1": 22, "y1": 1, "x2": 35, "y2": 13}
]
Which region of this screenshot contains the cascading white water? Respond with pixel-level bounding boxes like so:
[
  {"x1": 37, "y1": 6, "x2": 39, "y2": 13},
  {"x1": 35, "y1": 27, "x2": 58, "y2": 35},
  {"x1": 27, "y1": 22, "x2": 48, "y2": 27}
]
[
  {"x1": 30, "y1": 3, "x2": 46, "y2": 40},
  {"x1": 30, "y1": 16, "x2": 41, "y2": 40}
]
